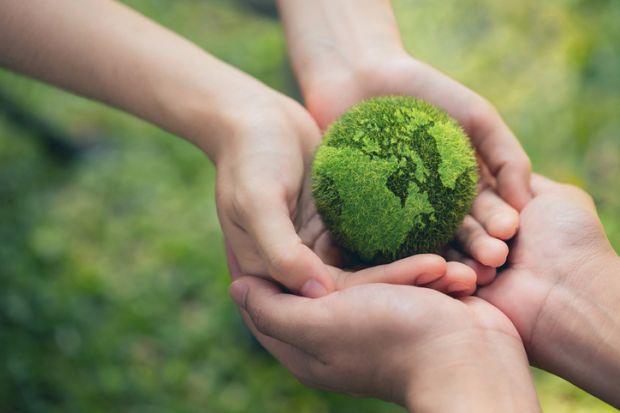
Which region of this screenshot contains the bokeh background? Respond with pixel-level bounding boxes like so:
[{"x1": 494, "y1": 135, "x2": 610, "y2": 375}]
[{"x1": 1, "y1": 0, "x2": 618, "y2": 411}]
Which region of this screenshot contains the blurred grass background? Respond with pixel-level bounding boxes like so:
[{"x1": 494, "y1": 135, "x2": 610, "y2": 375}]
[{"x1": 0, "y1": 0, "x2": 618, "y2": 411}]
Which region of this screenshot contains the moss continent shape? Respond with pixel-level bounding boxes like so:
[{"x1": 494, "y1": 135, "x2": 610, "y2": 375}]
[{"x1": 311, "y1": 96, "x2": 479, "y2": 264}]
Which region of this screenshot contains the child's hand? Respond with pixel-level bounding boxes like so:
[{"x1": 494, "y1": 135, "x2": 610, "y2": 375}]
[
  {"x1": 216, "y1": 93, "x2": 476, "y2": 296},
  {"x1": 214, "y1": 93, "x2": 335, "y2": 297}
]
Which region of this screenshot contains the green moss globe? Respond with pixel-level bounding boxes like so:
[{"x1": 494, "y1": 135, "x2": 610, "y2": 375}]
[{"x1": 311, "y1": 96, "x2": 479, "y2": 264}]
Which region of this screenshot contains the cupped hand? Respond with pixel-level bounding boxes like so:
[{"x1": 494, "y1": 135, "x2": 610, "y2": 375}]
[
  {"x1": 227, "y1": 263, "x2": 538, "y2": 411},
  {"x1": 477, "y1": 174, "x2": 619, "y2": 356},
  {"x1": 304, "y1": 53, "x2": 532, "y2": 211},
  {"x1": 216, "y1": 92, "x2": 480, "y2": 297},
  {"x1": 301, "y1": 54, "x2": 526, "y2": 274}
]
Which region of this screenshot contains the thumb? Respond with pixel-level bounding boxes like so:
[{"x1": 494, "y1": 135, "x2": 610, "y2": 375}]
[
  {"x1": 464, "y1": 106, "x2": 532, "y2": 210},
  {"x1": 229, "y1": 275, "x2": 324, "y2": 348},
  {"x1": 242, "y1": 198, "x2": 334, "y2": 297}
]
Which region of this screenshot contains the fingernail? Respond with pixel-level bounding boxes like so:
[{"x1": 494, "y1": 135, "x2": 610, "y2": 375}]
[
  {"x1": 229, "y1": 280, "x2": 249, "y2": 309},
  {"x1": 300, "y1": 279, "x2": 328, "y2": 298}
]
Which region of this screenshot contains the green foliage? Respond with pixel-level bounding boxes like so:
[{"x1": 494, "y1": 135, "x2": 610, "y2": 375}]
[{"x1": 312, "y1": 97, "x2": 478, "y2": 264}]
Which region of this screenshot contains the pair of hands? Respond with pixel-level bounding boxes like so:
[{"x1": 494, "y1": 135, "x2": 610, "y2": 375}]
[
  {"x1": 221, "y1": 51, "x2": 620, "y2": 410},
  {"x1": 228, "y1": 173, "x2": 619, "y2": 410},
  {"x1": 1, "y1": 0, "x2": 613, "y2": 408}
]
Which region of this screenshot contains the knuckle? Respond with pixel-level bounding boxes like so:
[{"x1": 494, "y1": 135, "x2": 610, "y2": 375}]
[
  {"x1": 267, "y1": 247, "x2": 299, "y2": 277},
  {"x1": 249, "y1": 307, "x2": 273, "y2": 337},
  {"x1": 230, "y1": 184, "x2": 269, "y2": 221}
]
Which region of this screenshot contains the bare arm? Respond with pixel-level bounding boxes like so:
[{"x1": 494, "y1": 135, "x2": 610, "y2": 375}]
[
  {"x1": 0, "y1": 0, "x2": 267, "y2": 160},
  {"x1": 0, "y1": 0, "x2": 341, "y2": 295},
  {"x1": 531, "y1": 255, "x2": 620, "y2": 406}
]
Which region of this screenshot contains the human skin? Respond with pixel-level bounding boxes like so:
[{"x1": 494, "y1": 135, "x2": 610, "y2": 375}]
[
  {"x1": 0, "y1": 0, "x2": 509, "y2": 296},
  {"x1": 227, "y1": 250, "x2": 541, "y2": 412},
  {"x1": 477, "y1": 175, "x2": 620, "y2": 408},
  {"x1": 276, "y1": 0, "x2": 530, "y2": 271},
  {"x1": 228, "y1": 174, "x2": 620, "y2": 410}
]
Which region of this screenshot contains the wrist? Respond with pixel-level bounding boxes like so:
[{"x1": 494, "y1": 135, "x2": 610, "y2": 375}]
[
  {"x1": 277, "y1": 0, "x2": 407, "y2": 99},
  {"x1": 529, "y1": 252, "x2": 620, "y2": 406},
  {"x1": 404, "y1": 329, "x2": 538, "y2": 412},
  {"x1": 151, "y1": 56, "x2": 282, "y2": 163}
]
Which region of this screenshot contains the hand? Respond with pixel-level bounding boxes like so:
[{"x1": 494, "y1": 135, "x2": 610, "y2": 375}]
[
  {"x1": 217, "y1": 93, "x2": 480, "y2": 297},
  {"x1": 309, "y1": 55, "x2": 527, "y2": 266},
  {"x1": 303, "y1": 49, "x2": 531, "y2": 212},
  {"x1": 477, "y1": 175, "x2": 620, "y2": 406},
  {"x1": 276, "y1": 0, "x2": 528, "y2": 271},
  {"x1": 227, "y1": 259, "x2": 540, "y2": 412},
  {"x1": 0, "y1": 0, "x2": 493, "y2": 295},
  {"x1": 215, "y1": 93, "x2": 333, "y2": 296}
]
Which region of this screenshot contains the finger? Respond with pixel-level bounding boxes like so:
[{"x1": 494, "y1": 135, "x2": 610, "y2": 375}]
[
  {"x1": 457, "y1": 215, "x2": 509, "y2": 268},
  {"x1": 466, "y1": 111, "x2": 532, "y2": 210},
  {"x1": 332, "y1": 254, "x2": 447, "y2": 290},
  {"x1": 229, "y1": 276, "x2": 330, "y2": 348},
  {"x1": 444, "y1": 247, "x2": 496, "y2": 286},
  {"x1": 237, "y1": 306, "x2": 322, "y2": 372},
  {"x1": 471, "y1": 188, "x2": 519, "y2": 240},
  {"x1": 240, "y1": 195, "x2": 334, "y2": 297},
  {"x1": 423, "y1": 261, "x2": 476, "y2": 297}
]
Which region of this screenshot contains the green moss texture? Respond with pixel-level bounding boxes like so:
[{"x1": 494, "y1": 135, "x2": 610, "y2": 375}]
[{"x1": 312, "y1": 96, "x2": 479, "y2": 264}]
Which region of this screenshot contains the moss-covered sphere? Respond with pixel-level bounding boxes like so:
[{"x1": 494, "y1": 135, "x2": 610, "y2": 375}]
[{"x1": 312, "y1": 96, "x2": 479, "y2": 264}]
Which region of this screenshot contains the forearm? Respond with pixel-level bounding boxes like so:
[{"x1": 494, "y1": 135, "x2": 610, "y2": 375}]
[
  {"x1": 0, "y1": 0, "x2": 271, "y2": 161},
  {"x1": 405, "y1": 331, "x2": 540, "y2": 413},
  {"x1": 276, "y1": 0, "x2": 404, "y2": 95},
  {"x1": 531, "y1": 254, "x2": 620, "y2": 407}
]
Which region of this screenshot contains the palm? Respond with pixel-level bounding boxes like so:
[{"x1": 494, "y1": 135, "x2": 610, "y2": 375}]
[
  {"x1": 478, "y1": 177, "x2": 611, "y2": 348},
  {"x1": 293, "y1": 171, "x2": 348, "y2": 266},
  {"x1": 216, "y1": 133, "x2": 307, "y2": 276},
  {"x1": 231, "y1": 276, "x2": 522, "y2": 404}
]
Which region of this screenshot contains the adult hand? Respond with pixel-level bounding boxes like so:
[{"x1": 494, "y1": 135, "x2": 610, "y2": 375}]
[
  {"x1": 227, "y1": 253, "x2": 540, "y2": 412},
  {"x1": 477, "y1": 175, "x2": 620, "y2": 407}
]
